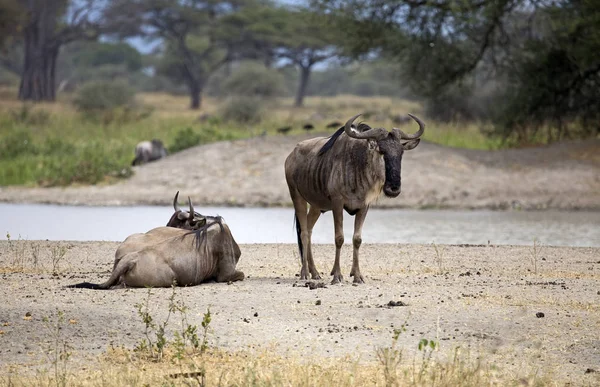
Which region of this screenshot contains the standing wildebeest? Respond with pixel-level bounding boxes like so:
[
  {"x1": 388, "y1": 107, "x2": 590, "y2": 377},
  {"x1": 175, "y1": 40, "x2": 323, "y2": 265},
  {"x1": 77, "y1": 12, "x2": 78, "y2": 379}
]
[
  {"x1": 285, "y1": 113, "x2": 425, "y2": 284},
  {"x1": 132, "y1": 139, "x2": 168, "y2": 166}
]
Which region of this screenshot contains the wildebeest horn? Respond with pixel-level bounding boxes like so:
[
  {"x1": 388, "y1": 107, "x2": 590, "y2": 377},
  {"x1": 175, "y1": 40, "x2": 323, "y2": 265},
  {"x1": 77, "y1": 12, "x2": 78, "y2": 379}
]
[
  {"x1": 187, "y1": 196, "x2": 194, "y2": 220},
  {"x1": 344, "y1": 114, "x2": 388, "y2": 141},
  {"x1": 173, "y1": 191, "x2": 181, "y2": 212},
  {"x1": 393, "y1": 114, "x2": 425, "y2": 140}
]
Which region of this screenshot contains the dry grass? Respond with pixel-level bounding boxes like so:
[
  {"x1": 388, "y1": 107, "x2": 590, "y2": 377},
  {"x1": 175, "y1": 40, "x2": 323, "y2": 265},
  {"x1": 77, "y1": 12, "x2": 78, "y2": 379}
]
[{"x1": 1, "y1": 343, "x2": 542, "y2": 387}]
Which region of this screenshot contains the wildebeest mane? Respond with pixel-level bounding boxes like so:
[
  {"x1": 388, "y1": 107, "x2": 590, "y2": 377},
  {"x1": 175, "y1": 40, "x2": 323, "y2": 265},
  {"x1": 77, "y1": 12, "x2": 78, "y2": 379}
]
[
  {"x1": 318, "y1": 123, "x2": 372, "y2": 156},
  {"x1": 186, "y1": 216, "x2": 225, "y2": 249}
]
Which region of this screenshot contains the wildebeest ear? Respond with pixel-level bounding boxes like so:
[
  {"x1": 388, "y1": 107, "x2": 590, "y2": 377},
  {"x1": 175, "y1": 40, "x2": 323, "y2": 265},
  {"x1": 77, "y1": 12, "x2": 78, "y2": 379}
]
[{"x1": 402, "y1": 138, "x2": 420, "y2": 150}]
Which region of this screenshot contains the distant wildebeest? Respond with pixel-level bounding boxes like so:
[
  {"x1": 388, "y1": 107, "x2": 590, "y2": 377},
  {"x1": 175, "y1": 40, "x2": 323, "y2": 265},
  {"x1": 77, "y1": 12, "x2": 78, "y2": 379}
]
[
  {"x1": 326, "y1": 121, "x2": 342, "y2": 129},
  {"x1": 132, "y1": 139, "x2": 168, "y2": 166},
  {"x1": 303, "y1": 123, "x2": 315, "y2": 131},
  {"x1": 285, "y1": 113, "x2": 425, "y2": 284},
  {"x1": 277, "y1": 126, "x2": 292, "y2": 134}
]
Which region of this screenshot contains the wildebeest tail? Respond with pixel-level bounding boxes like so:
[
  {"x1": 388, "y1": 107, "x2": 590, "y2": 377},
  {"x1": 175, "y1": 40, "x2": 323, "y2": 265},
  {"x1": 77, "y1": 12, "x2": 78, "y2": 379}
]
[
  {"x1": 294, "y1": 213, "x2": 303, "y2": 260},
  {"x1": 65, "y1": 282, "x2": 105, "y2": 290}
]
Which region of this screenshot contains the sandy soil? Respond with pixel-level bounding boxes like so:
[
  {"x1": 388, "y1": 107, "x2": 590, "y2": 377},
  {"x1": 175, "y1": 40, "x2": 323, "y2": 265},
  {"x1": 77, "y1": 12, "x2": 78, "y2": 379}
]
[
  {"x1": 0, "y1": 134, "x2": 599, "y2": 210},
  {"x1": 0, "y1": 241, "x2": 598, "y2": 384}
]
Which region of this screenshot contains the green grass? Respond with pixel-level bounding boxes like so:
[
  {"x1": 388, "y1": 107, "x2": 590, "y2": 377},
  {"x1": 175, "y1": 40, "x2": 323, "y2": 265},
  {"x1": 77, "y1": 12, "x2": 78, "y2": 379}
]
[{"x1": 0, "y1": 90, "x2": 503, "y2": 187}]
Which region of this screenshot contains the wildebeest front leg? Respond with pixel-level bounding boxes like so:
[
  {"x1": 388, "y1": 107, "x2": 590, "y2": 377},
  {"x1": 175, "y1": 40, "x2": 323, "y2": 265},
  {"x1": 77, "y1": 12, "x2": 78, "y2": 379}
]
[
  {"x1": 350, "y1": 207, "x2": 368, "y2": 284},
  {"x1": 306, "y1": 205, "x2": 322, "y2": 279},
  {"x1": 330, "y1": 203, "x2": 344, "y2": 284}
]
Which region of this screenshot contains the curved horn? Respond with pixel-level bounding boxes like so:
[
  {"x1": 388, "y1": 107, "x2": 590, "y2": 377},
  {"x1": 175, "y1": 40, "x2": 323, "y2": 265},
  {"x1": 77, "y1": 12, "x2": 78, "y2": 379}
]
[
  {"x1": 187, "y1": 196, "x2": 195, "y2": 220},
  {"x1": 393, "y1": 114, "x2": 425, "y2": 140},
  {"x1": 173, "y1": 191, "x2": 181, "y2": 212},
  {"x1": 344, "y1": 114, "x2": 389, "y2": 141}
]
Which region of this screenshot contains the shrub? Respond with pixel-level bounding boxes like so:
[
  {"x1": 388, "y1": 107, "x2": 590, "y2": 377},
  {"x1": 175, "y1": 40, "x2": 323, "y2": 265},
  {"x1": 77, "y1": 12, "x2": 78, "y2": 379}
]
[
  {"x1": 73, "y1": 81, "x2": 136, "y2": 113},
  {"x1": 170, "y1": 127, "x2": 202, "y2": 153},
  {"x1": 220, "y1": 96, "x2": 263, "y2": 124},
  {"x1": 222, "y1": 62, "x2": 286, "y2": 99}
]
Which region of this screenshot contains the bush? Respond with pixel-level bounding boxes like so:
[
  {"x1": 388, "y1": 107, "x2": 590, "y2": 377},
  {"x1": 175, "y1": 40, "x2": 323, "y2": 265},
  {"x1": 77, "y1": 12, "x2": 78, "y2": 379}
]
[
  {"x1": 220, "y1": 96, "x2": 263, "y2": 124},
  {"x1": 170, "y1": 127, "x2": 202, "y2": 153},
  {"x1": 222, "y1": 62, "x2": 286, "y2": 99},
  {"x1": 73, "y1": 81, "x2": 136, "y2": 113},
  {"x1": 0, "y1": 130, "x2": 37, "y2": 159}
]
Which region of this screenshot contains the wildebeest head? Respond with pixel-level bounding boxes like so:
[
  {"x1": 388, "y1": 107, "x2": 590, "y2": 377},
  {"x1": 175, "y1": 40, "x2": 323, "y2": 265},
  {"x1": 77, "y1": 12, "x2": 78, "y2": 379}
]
[
  {"x1": 344, "y1": 113, "x2": 424, "y2": 198},
  {"x1": 167, "y1": 191, "x2": 208, "y2": 230}
]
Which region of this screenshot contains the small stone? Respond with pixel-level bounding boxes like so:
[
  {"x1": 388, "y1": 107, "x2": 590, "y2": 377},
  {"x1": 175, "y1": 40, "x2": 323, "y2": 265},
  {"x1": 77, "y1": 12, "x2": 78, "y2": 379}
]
[
  {"x1": 536, "y1": 312, "x2": 545, "y2": 318},
  {"x1": 315, "y1": 300, "x2": 321, "y2": 306},
  {"x1": 253, "y1": 312, "x2": 258, "y2": 317}
]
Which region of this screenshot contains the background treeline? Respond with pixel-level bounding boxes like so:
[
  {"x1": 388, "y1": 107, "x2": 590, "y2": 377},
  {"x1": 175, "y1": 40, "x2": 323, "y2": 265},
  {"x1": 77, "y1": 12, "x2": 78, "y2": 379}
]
[{"x1": 1, "y1": 0, "x2": 598, "y2": 145}]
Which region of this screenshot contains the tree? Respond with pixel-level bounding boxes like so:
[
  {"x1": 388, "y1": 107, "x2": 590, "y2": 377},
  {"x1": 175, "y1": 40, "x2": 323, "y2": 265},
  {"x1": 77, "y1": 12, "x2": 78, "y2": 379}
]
[
  {"x1": 104, "y1": 0, "x2": 266, "y2": 110},
  {"x1": 18, "y1": 0, "x2": 100, "y2": 102},
  {"x1": 314, "y1": 0, "x2": 600, "y2": 142},
  {"x1": 270, "y1": 8, "x2": 342, "y2": 106}
]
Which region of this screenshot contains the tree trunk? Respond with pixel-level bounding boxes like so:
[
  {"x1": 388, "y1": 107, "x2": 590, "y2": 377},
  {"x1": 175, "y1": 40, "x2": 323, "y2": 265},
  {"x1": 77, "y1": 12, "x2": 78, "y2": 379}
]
[
  {"x1": 189, "y1": 80, "x2": 203, "y2": 110},
  {"x1": 294, "y1": 65, "x2": 311, "y2": 107},
  {"x1": 19, "y1": 44, "x2": 59, "y2": 101},
  {"x1": 18, "y1": 0, "x2": 61, "y2": 102}
]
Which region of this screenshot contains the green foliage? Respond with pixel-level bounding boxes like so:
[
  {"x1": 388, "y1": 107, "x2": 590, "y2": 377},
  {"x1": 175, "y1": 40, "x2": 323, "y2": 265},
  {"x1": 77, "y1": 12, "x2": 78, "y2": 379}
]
[
  {"x1": 73, "y1": 80, "x2": 136, "y2": 113},
  {"x1": 0, "y1": 130, "x2": 37, "y2": 159},
  {"x1": 221, "y1": 96, "x2": 264, "y2": 124},
  {"x1": 0, "y1": 131, "x2": 132, "y2": 186},
  {"x1": 72, "y1": 42, "x2": 143, "y2": 71},
  {"x1": 319, "y1": 0, "x2": 600, "y2": 145},
  {"x1": 170, "y1": 127, "x2": 202, "y2": 153},
  {"x1": 222, "y1": 62, "x2": 286, "y2": 99}
]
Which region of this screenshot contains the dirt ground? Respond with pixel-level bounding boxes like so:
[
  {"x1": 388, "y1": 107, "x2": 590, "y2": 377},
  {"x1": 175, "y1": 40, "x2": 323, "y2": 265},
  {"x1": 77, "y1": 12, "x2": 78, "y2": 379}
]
[
  {"x1": 0, "y1": 134, "x2": 599, "y2": 210},
  {"x1": 0, "y1": 241, "x2": 598, "y2": 385}
]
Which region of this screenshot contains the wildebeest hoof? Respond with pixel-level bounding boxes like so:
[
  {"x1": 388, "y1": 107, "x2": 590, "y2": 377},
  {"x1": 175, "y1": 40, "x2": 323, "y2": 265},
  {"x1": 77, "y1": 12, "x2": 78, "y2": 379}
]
[
  {"x1": 300, "y1": 268, "x2": 310, "y2": 280},
  {"x1": 311, "y1": 272, "x2": 322, "y2": 280},
  {"x1": 331, "y1": 274, "x2": 343, "y2": 285},
  {"x1": 352, "y1": 275, "x2": 365, "y2": 284}
]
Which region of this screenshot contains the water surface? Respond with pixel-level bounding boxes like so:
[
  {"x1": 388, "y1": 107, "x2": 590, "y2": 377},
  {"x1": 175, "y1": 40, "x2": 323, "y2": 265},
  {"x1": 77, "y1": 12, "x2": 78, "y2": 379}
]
[{"x1": 1, "y1": 204, "x2": 598, "y2": 247}]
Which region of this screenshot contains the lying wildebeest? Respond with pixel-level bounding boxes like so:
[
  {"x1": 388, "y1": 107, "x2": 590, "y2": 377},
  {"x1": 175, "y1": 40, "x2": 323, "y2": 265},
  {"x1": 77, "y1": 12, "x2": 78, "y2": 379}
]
[
  {"x1": 326, "y1": 121, "x2": 342, "y2": 129},
  {"x1": 68, "y1": 197, "x2": 243, "y2": 289},
  {"x1": 132, "y1": 139, "x2": 168, "y2": 166},
  {"x1": 285, "y1": 113, "x2": 424, "y2": 284},
  {"x1": 303, "y1": 123, "x2": 315, "y2": 131}
]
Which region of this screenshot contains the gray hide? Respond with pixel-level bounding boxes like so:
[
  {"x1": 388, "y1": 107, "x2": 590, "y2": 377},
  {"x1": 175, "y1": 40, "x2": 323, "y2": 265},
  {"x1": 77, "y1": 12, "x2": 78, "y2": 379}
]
[{"x1": 68, "y1": 221, "x2": 243, "y2": 289}]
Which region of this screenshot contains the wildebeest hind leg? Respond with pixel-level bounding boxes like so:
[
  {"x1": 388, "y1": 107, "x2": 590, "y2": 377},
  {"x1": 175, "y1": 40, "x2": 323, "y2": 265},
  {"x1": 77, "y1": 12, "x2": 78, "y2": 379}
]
[
  {"x1": 289, "y1": 188, "x2": 310, "y2": 280},
  {"x1": 97, "y1": 257, "x2": 136, "y2": 289},
  {"x1": 306, "y1": 205, "x2": 322, "y2": 279}
]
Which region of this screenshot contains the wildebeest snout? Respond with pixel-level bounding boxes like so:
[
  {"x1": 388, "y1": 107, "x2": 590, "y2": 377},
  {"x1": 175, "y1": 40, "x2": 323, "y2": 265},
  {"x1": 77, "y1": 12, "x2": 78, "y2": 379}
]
[{"x1": 383, "y1": 182, "x2": 401, "y2": 197}]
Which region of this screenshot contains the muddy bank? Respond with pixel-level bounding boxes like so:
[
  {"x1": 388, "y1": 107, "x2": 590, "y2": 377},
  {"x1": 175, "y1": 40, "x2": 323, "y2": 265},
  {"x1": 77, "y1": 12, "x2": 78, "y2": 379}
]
[
  {"x1": 0, "y1": 135, "x2": 599, "y2": 210},
  {"x1": 0, "y1": 241, "x2": 598, "y2": 384}
]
